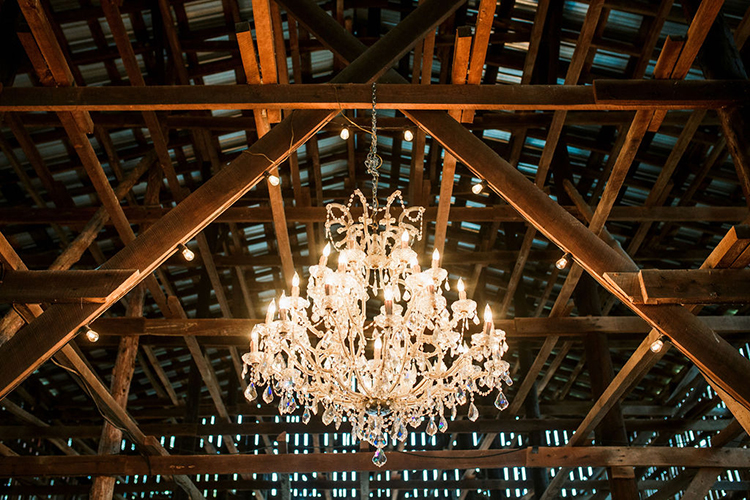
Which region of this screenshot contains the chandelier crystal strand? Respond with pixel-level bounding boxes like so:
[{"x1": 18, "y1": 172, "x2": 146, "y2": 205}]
[{"x1": 242, "y1": 87, "x2": 512, "y2": 467}]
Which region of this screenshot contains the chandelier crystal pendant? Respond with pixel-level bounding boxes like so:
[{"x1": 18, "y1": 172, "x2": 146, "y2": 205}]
[{"x1": 242, "y1": 84, "x2": 512, "y2": 467}]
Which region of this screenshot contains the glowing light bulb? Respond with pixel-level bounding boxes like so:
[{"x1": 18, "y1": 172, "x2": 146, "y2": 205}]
[
  {"x1": 483, "y1": 305, "x2": 494, "y2": 336},
  {"x1": 650, "y1": 338, "x2": 664, "y2": 353},
  {"x1": 410, "y1": 256, "x2": 421, "y2": 273},
  {"x1": 457, "y1": 278, "x2": 466, "y2": 300},
  {"x1": 374, "y1": 336, "x2": 383, "y2": 359},
  {"x1": 85, "y1": 328, "x2": 99, "y2": 342},
  {"x1": 338, "y1": 252, "x2": 347, "y2": 271},
  {"x1": 340, "y1": 127, "x2": 350, "y2": 140},
  {"x1": 384, "y1": 287, "x2": 394, "y2": 316},
  {"x1": 401, "y1": 230, "x2": 410, "y2": 248},
  {"x1": 472, "y1": 181, "x2": 484, "y2": 195},
  {"x1": 265, "y1": 299, "x2": 276, "y2": 324},
  {"x1": 267, "y1": 174, "x2": 281, "y2": 187},
  {"x1": 403, "y1": 129, "x2": 414, "y2": 142},
  {"x1": 324, "y1": 273, "x2": 333, "y2": 295},
  {"x1": 432, "y1": 248, "x2": 440, "y2": 269},
  {"x1": 319, "y1": 242, "x2": 331, "y2": 266},
  {"x1": 181, "y1": 244, "x2": 195, "y2": 262},
  {"x1": 556, "y1": 254, "x2": 569, "y2": 270},
  {"x1": 251, "y1": 329, "x2": 259, "y2": 351},
  {"x1": 279, "y1": 292, "x2": 290, "y2": 310},
  {"x1": 292, "y1": 272, "x2": 300, "y2": 298}
]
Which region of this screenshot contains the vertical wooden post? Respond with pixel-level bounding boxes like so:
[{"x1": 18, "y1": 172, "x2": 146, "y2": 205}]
[
  {"x1": 89, "y1": 285, "x2": 144, "y2": 500},
  {"x1": 575, "y1": 274, "x2": 639, "y2": 499}
]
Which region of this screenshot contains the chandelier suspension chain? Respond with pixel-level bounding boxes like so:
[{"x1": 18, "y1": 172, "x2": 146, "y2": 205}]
[{"x1": 365, "y1": 82, "x2": 382, "y2": 209}]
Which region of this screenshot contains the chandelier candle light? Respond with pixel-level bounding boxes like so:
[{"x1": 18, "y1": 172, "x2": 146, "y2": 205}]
[{"x1": 242, "y1": 84, "x2": 512, "y2": 467}]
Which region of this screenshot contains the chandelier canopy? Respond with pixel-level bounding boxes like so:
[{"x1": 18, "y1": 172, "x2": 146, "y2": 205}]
[{"x1": 242, "y1": 84, "x2": 512, "y2": 466}]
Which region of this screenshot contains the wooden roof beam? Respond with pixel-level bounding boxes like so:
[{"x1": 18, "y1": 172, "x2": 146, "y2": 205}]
[
  {"x1": 569, "y1": 225, "x2": 750, "y2": 436},
  {"x1": 269, "y1": 0, "x2": 750, "y2": 442},
  {"x1": 0, "y1": 270, "x2": 140, "y2": 304},
  {"x1": 2, "y1": 447, "x2": 750, "y2": 477},
  {"x1": 3, "y1": 81, "x2": 749, "y2": 111},
  {"x1": 432, "y1": 26, "x2": 472, "y2": 256},
  {"x1": 0, "y1": 234, "x2": 204, "y2": 499},
  {"x1": 83, "y1": 314, "x2": 750, "y2": 341},
  {"x1": 0, "y1": 0, "x2": 467, "y2": 400},
  {"x1": 89, "y1": 285, "x2": 143, "y2": 500},
  {"x1": 605, "y1": 268, "x2": 750, "y2": 305},
  {"x1": 460, "y1": 0, "x2": 496, "y2": 123}
]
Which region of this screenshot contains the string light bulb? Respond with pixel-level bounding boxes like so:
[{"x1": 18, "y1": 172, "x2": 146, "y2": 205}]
[
  {"x1": 266, "y1": 172, "x2": 281, "y2": 187},
  {"x1": 650, "y1": 337, "x2": 664, "y2": 353},
  {"x1": 555, "y1": 253, "x2": 570, "y2": 270},
  {"x1": 471, "y1": 180, "x2": 484, "y2": 195},
  {"x1": 340, "y1": 127, "x2": 350, "y2": 140},
  {"x1": 85, "y1": 327, "x2": 100, "y2": 342},
  {"x1": 403, "y1": 129, "x2": 414, "y2": 142},
  {"x1": 180, "y1": 244, "x2": 195, "y2": 262}
]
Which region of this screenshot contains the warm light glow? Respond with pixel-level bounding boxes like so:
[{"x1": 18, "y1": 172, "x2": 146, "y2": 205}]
[
  {"x1": 471, "y1": 182, "x2": 484, "y2": 195},
  {"x1": 266, "y1": 299, "x2": 276, "y2": 323},
  {"x1": 267, "y1": 174, "x2": 281, "y2": 187},
  {"x1": 650, "y1": 338, "x2": 664, "y2": 353},
  {"x1": 555, "y1": 254, "x2": 569, "y2": 270},
  {"x1": 457, "y1": 278, "x2": 467, "y2": 300},
  {"x1": 292, "y1": 273, "x2": 300, "y2": 287},
  {"x1": 484, "y1": 304, "x2": 493, "y2": 324},
  {"x1": 374, "y1": 337, "x2": 383, "y2": 350},
  {"x1": 323, "y1": 243, "x2": 331, "y2": 257},
  {"x1": 340, "y1": 127, "x2": 350, "y2": 140},
  {"x1": 85, "y1": 328, "x2": 99, "y2": 342},
  {"x1": 251, "y1": 330, "x2": 259, "y2": 343},
  {"x1": 403, "y1": 129, "x2": 414, "y2": 142},
  {"x1": 384, "y1": 287, "x2": 393, "y2": 302},
  {"x1": 279, "y1": 292, "x2": 290, "y2": 311},
  {"x1": 181, "y1": 245, "x2": 195, "y2": 262},
  {"x1": 401, "y1": 230, "x2": 410, "y2": 243}
]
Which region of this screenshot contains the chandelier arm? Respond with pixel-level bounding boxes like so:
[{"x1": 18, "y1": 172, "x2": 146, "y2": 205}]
[{"x1": 331, "y1": 309, "x2": 377, "y2": 401}]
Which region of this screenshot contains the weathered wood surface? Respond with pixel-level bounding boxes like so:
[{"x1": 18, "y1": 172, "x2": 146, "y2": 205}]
[
  {"x1": 638, "y1": 269, "x2": 750, "y2": 304},
  {"x1": 2, "y1": 448, "x2": 749, "y2": 477},
  {"x1": 84, "y1": 315, "x2": 750, "y2": 338},
  {"x1": 1, "y1": 203, "x2": 746, "y2": 225},
  {"x1": 0, "y1": 416, "x2": 729, "y2": 440},
  {"x1": 0, "y1": 269, "x2": 139, "y2": 304},
  {"x1": 1, "y1": 81, "x2": 747, "y2": 111}
]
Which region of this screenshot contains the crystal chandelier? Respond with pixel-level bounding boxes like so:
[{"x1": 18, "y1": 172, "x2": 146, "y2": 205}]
[{"x1": 242, "y1": 84, "x2": 512, "y2": 466}]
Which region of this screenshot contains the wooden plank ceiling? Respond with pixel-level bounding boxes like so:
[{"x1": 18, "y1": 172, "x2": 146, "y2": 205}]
[{"x1": 0, "y1": 0, "x2": 750, "y2": 498}]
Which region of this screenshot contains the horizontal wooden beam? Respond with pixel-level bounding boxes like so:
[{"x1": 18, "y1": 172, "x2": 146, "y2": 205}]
[
  {"x1": 640, "y1": 269, "x2": 750, "y2": 304},
  {"x1": 1, "y1": 447, "x2": 749, "y2": 477},
  {"x1": 0, "y1": 81, "x2": 746, "y2": 112},
  {"x1": 0, "y1": 270, "x2": 140, "y2": 304},
  {"x1": 593, "y1": 79, "x2": 750, "y2": 108},
  {"x1": 0, "y1": 417, "x2": 727, "y2": 441},
  {"x1": 4, "y1": 477, "x2": 745, "y2": 496},
  {"x1": 87, "y1": 315, "x2": 750, "y2": 339},
  {"x1": 606, "y1": 269, "x2": 750, "y2": 304},
  {"x1": 1, "y1": 205, "x2": 746, "y2": 225}
]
